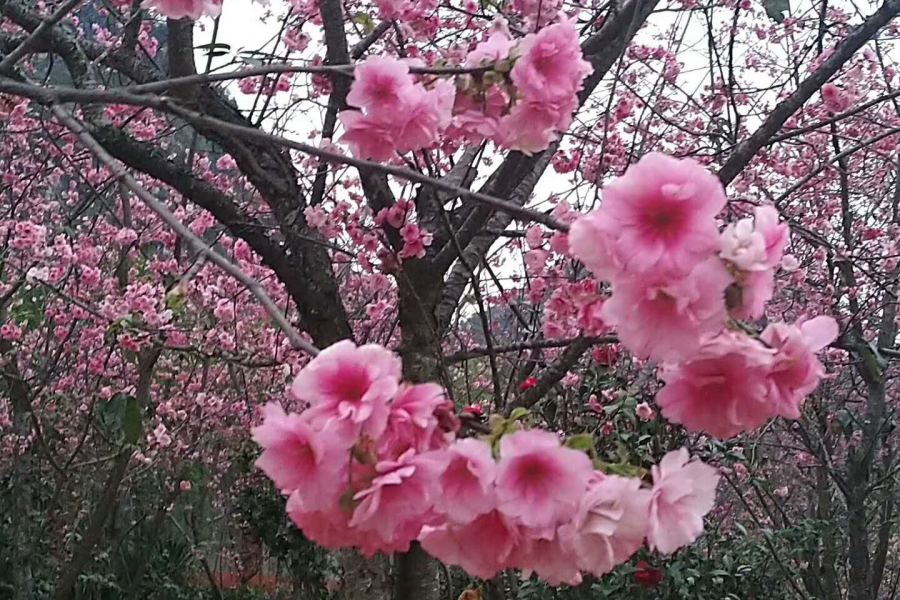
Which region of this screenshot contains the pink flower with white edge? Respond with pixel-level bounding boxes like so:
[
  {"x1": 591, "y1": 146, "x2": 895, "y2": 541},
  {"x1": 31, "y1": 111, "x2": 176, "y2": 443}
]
[
  {"x1": 434, "y1": 438, "x2": 497, "y2": 523},
  {"x1": 347, "y1": 56, "x2": 414, "y2": 114},
  {"x1": 601, "y1": 258, "x2": 732, "y2": 363},
  {"x1": 349, "y1": 449, "x2": 444, "y2": 547},
  {"x1": 292, "y1": 340, "x2": 400, "y2": 446},
  {"x1": 592, "y1": 153, "x2": 726, "y2": 278},
  {"x1": 719, "y1": 216, "x2": 767, "y2": 271},
  {"x1": 720, "y1": 206, "x2": 786, "y2": 270},
  {"x1": 495, "y1": 429, "x2": 593, "y2": 530},
  {"x1": 647, "y1": 449, "x2": 719, "y2": 554},
  {"x1": 761, "y1": 316, "x2": 838, "y2": 419},
  {"x1": 656, "y1": 332, "x2": 776, "y2": 438},
  {"x1": 251, "y1": 404, "x2": 343, "y2": 506},
  {"x1": 564, "y1": 475, "x2": 650, "y2": 576},
  {"x1": 419, "y1": 510, "x2": 520, "y2": 580}
]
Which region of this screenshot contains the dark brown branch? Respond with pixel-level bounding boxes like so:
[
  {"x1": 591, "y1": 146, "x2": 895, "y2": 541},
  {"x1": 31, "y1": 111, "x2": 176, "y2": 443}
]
[{"x1": 446, "y1": 335, "x2": 618, "y2": 364}]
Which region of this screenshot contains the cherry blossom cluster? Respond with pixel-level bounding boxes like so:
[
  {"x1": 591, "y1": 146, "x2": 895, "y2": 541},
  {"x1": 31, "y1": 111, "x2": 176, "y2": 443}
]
[
  {"x1": 569, "y1": 152, "x2": 839, "y2": 438},
  {"x1": 252, "y1": 340, "x2": 719, "y2": 584},
  {"x1": 336, "y1": 18, "x2": 591, "y2": 159}
]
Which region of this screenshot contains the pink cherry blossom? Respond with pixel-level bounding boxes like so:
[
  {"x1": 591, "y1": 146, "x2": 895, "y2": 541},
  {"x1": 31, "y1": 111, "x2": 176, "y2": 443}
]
[
  {"x1": 753, "y1": 206, "x2": 790, "y2": 268},
  {"x1": 564, "y1": 475, "x2": 650, "y2": 576},
  {"x1": 729, "y1": 268, "x2": 775, "y2": 320},
  {"x1": 349, "y1": 449, "x2": 444, "y2": 549},
  {"x1": 719, "y1": 216, "x2": 767, "y2": 271},
  {"x1": 419, "y1": 510, "x2": 520, "y2": 579},
  {"x1": 339, "y1": 110, "x2": 396, "y2": 161},
  {"x1": 392, "y1": 80, "x2": 455, "y2": 153},
  {"x1": 292, "y1": 340, "x2": 400, "y2": 445},
  {"x1": 636, "y1": 402, "x2": 654, "y2": 421},
  {"x1": 513, "y1": 534, "x2": 583, "y2": 586},
  {"x1": 656, "y1": 332, "x2": 777, "y2": 438},
  {"x1": 495, "y1": 429, "x2": 593, "y2": 530},
  {"x1": 347, "y1": 56, "x2": 414, "y2": 113},
  {"x1": 761, "y1": 316, "x2": 838, "y2": 418},
  {"x1": 251, "y1": 403, "x2": 342, "y2": 505},
  {"x1": 511, "y1": 19, "x2": 592, "y2": 103},
  {"x1": 434, "y1": 438, "x2": 497, "y2": 523},
  {"x1": 500, "y1": 96, "x2": 577, "y2": 155},
  {"x1": 647, "y1": 448, "x2": 719, "y2": 554},
  {"x1": 591, "y1": 153, "x2": 727, "y2": 278},
  {"x1": 380, "y1": 382, "x2": 451, "y2": 456},
  {"x1": 142, "y1": 0, "x2": 221, "y2": 19},
  {"x1": 568, "y1": 211, "x2": 623, "y2": 281},
  {"x1": 466, "y1": 30, "x2": 513, "y2": 66},
  {"x1": 601, "y1": 258, "x2": 732, "y2": 362}
]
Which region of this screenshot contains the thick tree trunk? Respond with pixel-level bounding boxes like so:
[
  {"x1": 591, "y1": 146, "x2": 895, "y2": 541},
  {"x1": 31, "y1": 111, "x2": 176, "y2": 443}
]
[
  {"x1": 335, "y1": 550, "x2": 392, "y2": 600},
  {"x1": 393, "y1": 264, "x2": 444, "y2": 600}
]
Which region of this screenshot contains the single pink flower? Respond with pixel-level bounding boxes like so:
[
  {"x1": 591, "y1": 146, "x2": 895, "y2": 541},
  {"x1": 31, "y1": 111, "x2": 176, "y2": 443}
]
[
  {"x1": 510, "y1": 19, "x2": 592, "y2": 102},
  {"x1": 592, "y1": 153, "x2": 726, "y2": 278},
  {"x1": 349, "y1": 449, "x2": 444, "y2": 547},
  {"x1": 286, "y1": 492, "x2": 356, "y2": 551},
  {"x1": 602, "y1": 258, "x2": 732, "y2": 363},
  {"x1": 338, "y1": 110, "x2": 397, "y2": 161},
  {"x1": 513, "y1": 533, "x2": 583, "y2": 586},
  {"x1": 564, "y1": 475, "x2": 650, "y2": 576},
  {"x1": 636, "y1": 402, "x2": 654, "y2": 421},
  {"x1": 434, "y1": 438, "x2": 497, "y2": 523},
  {"x1": 393, "y1": 80, "x2": 455, "y2": 154},
  {"x1": 292, "y1": 340, "x2": 401, "y2": 446},
  {"x1": 499, "y1": 96, "x2": 576, "y2": 155},
  {"x1": 647, "y1": 448, "x2": 719, "y2": 554},
  {"x1": 495, "y1": 429, "x2": 593, "y2": 530},
  {"x1": 251, "y1": 404, "x2": 342, "y2": 506},
  {"x1": 761, "y1": 316, "x2": 838, "y2": 419},
  {"x1": 656, "y1": 332, "x2": 776, "y2": 438},
  {"x1": 380, "y1": 383, "x2": 450, "y2": 457},
  {"x1": 419, "y1": 510, "x2": 520, "y2": 579},
  {"x1": 347, "y1": 56, "x2": 414, "y2": 114}
]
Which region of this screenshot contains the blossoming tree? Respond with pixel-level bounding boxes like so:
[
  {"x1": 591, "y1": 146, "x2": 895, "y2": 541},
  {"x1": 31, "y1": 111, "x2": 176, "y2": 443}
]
[{"x1": 1, "y1": 0, "x2": 900, "y2": 598}]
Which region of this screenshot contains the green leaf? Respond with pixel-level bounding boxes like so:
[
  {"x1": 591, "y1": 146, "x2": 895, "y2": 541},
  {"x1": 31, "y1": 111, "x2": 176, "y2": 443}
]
[
  {"x1": 123, "y1": 396, "x2": 142, "y2": 445},
  {"x1": 764, "y1": 0, "x2": 790, "y2": 23},
  {"x1": 352, "y1": 12, "x2": 375, "y2": 34},
  {"x1": 509, "y1": 407, "x2": 530, "y2": 422},
  {"x1": 565, "y1": 433, "x2": 594, "y2": 452}
]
